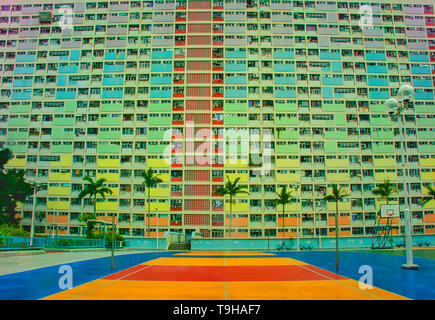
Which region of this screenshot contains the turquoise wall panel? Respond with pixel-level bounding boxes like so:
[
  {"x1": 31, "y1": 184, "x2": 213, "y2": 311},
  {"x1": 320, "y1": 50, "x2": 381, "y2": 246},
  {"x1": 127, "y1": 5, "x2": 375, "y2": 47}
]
[
  {"x1": 14, "y1": 66, "x2": 34, "y2": 74},
  {"x1": 369, "y1": 90, "x2": 389, "y2": 99},
  {"x1": 56, "y1": 75, "x2": 67, "y2": 86},
  {"x1": 225, "y1": 76, "x2": 247, "y2": 84},
  {"x1": 410, "y1": 54, "x2": 429, "y2": 62},
  {"x1": 69, "y1": 50, "x2": 81, "y2": 61},
  {"x1": 331, "y1": 61, "x2": 342, "y2": 72},
  {"x1": 273, "y1": 51, "x2": 294, "y2": 59},
  {"x1": 13, "y1": 79, "x2": 33, "y2": 87},
  {"x1": 103, "y1": 77, "x2": 124, "y2": 86},
  {"x1": 150, "y1": 77, "x2": 172, "y2": 85},
  {"x1": 150, "y1": 64, "x2": 172, "y2": 72},
  {"x1": 103, "y1": 64, "x2": 125, "y2": 73},
  {"x1": 367, "y1": 65, "x2": 387, "y2": 73},
  {"x1": 225, "y1": 89, "x2": 247, "y2": 98},
  {"x1": 415, "y1": 91, "x2": 435, "y2": 100},
  {"x1": 322, "y1": 87, "x2": 333, "y2": 98},
  {"x1": 368, "y1": 78, "x2": 389, "y2": 86},
  {"x1": 275, "y1": 89, "x2": 296, "y2": 98},
  {"x1": 274, "y1": 76, "x2": 296, "y2": 85},
  {"x1": 59, "y1": 65, "x2": 79, "y2": 73},
  {"x1": 413, "y1": 79, "x2": 433, "y2": 87},
  {"x1": 56, "y1": 91, "x2": 77, "y2": 99},
  {"x1": 101, "y1": 90, "x2": 123, "y2": 99},
  {"x1": 11, "y1": 91, "x2": 32, "y2": 100},
  {"x1": 16, "y1": 54, "x2": 36, "y2": 62},
  {"x1": 273, "y1": 63, "x2": 295, "y2": 72},
  {"x1": 411, "y1": 65, "x2": 431, "y2": 74},
  {"x1": 151, "y1": 50, "x2": 173, "y2": 59},
  {"x1": 225, "y1": 50, "x2": 246, "y2": 59},
  {"x1": 225, "y1": 63, "x2": 246, "y2": 72},
  {"x1": 366, "y1": 53, "x2": 386, "y2": 61},
  {"x1": 150, "y1": 89, "x2": 172, "y2": 98}
]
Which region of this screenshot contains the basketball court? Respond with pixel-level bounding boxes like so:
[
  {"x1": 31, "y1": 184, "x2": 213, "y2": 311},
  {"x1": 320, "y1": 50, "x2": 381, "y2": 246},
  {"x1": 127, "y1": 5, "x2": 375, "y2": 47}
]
[
  {"x1": 42, "y1": 252, "x2": 407, "y2": 300},
  {"x1": 1, "y1": 249, "x2": 433, "y2": 300}
]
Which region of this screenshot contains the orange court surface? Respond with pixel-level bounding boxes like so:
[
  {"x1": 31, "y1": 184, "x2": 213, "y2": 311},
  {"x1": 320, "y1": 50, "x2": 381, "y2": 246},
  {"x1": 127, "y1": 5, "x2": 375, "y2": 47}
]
[{"x1": 42, "y1": 252, "x2": 407, "y2": 300}]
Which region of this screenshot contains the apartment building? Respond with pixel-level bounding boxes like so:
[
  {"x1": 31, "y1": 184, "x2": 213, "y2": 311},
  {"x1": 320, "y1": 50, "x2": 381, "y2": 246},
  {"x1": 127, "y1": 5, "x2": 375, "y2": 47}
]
[{"x1": 0, "y1": 0, "x2": 434, "y2": 241}]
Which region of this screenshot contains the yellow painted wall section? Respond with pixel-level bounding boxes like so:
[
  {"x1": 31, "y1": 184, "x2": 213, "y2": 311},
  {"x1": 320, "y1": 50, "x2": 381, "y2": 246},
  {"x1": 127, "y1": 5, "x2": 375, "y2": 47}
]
[
  {"x1": 374, "y1": 172, "x2": 397, "y2": 182},
  {"x1": 48, "y1": 186, "x2": 70, "y2": 196},
  {"x1": 276, "y1": 173, "x2": 300, "y2": 183},
  {"x1": 49, "y1": 172, "x2": 70, "y2": 181},
  {"x1": 225, "y1": 202, "x2": 249, "y2": 212},
  {"x1": 226, "y1": 173, "x2": 249, "y2": 183},
  {"x1": 327, "y1": 201, "x2": 351, "y2": 211},
  {"x1": 225, "y1": 159, "x2": 249, "y2": 168},
  {"x1": 424, "y1": 200, "x2": 435, "y2": 209},
  {"x1": 149, "y1": 187, "x2": 170, "y2": 197},
  {"x1": 60, "y1": 155, "x2": 73, "y2": 167},
  {"x1": 96, "y1": 202, "x2": 118, "y2": 211},
  {"x1": 152, "y1": 202, "x2": 170, "y2": 211},
  {"x1": 276, "y1": 159, "x2": 299, "y2": 168},
  {"x1": 96, "y1": 173, "x2": 120, "y2": 182},
  {"x1": 5, "y1": 158, "x2": 26, "y2": 167},
  {"x1": 159, "y1": 173, "x2": 170, "y2": 182},
  {"x1": 147, "y1": 158, "x2": 170, "y2": 168},
  {"x1": 47, "y1": 201, "x2": 69, "y2": 210},
  {"x1": 326, "y1": 173, "x2": 349, "y2": 182},
  {"x1": 421, "y1": 158, "x2": 435, "y2": 167},
  {"x1": 109, "y1": 187, "x2": 119, "y2": 196},
  {"x1": 374, "y1": 158, "x2": 396, "y2": 167},
  {"x1": 97, "y1": 158, "x2": 120, "y2": 168},
  {"x1": 421, "y1": 171, "x2": 435, "y2": 181},
  {"x1": 326, "y1": 159, "x2": 349, "y2": 168}
]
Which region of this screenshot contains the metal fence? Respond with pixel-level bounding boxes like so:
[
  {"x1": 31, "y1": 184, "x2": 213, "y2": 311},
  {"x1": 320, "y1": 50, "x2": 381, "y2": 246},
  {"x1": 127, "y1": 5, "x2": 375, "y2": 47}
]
[{"x1": 0, "y1": 236, "x2": 107, "y2": 250}]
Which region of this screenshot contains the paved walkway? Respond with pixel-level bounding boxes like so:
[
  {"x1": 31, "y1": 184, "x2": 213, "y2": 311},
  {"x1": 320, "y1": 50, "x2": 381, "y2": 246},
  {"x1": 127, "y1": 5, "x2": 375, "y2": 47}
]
[{"x1": 0, "y1": 250, "x2": 151, "y2": 276}]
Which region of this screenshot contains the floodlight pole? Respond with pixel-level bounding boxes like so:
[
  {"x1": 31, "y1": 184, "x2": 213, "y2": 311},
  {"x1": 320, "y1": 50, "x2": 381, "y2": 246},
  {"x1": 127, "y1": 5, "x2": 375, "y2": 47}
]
[
  {"x1": 295, "y1": 183, "x2": 300, "y2": 251},
  {"x1": 389, "y1": 95, "x2": 418, "y2": 270},
  {"x1": 30, "y1": 187, "x2": 36, "y2": 246}
]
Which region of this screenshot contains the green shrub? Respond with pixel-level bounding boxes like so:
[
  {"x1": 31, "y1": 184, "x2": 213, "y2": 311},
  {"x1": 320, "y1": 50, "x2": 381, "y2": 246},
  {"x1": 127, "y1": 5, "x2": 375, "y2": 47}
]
[{"x1": 0, "y1": 224, "x2": 29, "y2": 237}]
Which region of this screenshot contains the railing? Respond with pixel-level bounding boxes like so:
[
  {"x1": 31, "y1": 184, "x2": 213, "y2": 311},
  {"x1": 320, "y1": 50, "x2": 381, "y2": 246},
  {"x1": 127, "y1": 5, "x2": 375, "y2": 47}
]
[{"x1": 0, "y1": 236, "x2": 106, "y2": 250}]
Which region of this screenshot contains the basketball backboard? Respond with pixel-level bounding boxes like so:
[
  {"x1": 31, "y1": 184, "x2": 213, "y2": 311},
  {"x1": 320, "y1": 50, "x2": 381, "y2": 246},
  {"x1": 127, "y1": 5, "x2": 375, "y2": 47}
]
[{"x1": 380, "y1": 204, "x2": 400, "y2": 218}]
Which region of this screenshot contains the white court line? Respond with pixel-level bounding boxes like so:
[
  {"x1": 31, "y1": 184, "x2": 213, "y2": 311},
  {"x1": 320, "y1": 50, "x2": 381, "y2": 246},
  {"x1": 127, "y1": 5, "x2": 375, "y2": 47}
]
[
  {"x1": 45, "y1": 257, "x2": 169, "y2": 300},
  {"x1": 295, "y1": 262, "x2": 401, "y2": 300}
]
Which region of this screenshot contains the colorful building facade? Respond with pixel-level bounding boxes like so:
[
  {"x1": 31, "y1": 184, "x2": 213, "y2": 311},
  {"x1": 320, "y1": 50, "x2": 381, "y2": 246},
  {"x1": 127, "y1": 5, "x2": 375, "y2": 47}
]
[{"x1": 0, "y1": 0, "x2": 434, "y2": 241}]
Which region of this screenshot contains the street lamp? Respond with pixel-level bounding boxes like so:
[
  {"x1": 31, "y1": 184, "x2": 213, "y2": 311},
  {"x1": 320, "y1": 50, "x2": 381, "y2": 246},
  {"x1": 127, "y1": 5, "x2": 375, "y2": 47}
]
[{"x1": 384, "y1": 84, "x2": 419, "y2": 270}]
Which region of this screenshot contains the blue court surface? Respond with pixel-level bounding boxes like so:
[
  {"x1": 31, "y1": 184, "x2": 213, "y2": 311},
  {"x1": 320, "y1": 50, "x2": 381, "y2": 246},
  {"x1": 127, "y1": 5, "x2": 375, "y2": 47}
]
[{"x1": 0, "y1": 250, "x2": 433, "y2": 300}]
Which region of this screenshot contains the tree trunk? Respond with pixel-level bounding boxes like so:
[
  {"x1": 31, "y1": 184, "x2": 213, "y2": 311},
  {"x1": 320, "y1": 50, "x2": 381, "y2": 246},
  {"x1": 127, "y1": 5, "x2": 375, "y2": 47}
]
[
  {"x1": 282, "y1": 205, "x2": 285, "y2": 238},
  {"x1": 335, "y1": 201, "x2": 339, "y2": 271},
  {"x1": 229, "y1": 195, "x2": 232, "y2": 239}
]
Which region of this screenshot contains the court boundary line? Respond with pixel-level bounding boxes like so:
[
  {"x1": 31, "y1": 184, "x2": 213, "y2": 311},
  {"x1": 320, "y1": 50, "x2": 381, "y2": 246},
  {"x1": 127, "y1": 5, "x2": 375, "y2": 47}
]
[
  {"x1": 295, "y1": 263, "x2": 406, "y2": 300},
  {"x1": 41, "y1": 256, "x2": 171, "y2": 300},
  {"x1": 44, "y1": 253, "x2": 410, "y2": 300}
]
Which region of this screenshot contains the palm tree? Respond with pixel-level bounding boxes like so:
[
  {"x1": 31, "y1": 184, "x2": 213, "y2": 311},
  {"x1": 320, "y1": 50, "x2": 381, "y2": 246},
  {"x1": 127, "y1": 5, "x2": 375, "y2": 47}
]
[
  {"x1": 422, "y1": 185, "x2": 435, "y2": 207},
  {"x1": 141, "y1": 168, "x2": 163, "y2": 237},
  {"x1": 78, "y1": 176, "x2": 113, "y2": 239},
  {"x1": 324, "y1": 184, "x2": 349, "y2": 271},
  {"x1": 275, "y1": 186, "x2": 295, "y2": 238},
  {"x1": 373, "y1": 179, "x2": 397, "y2": 205},
  {"x1": 215, "y1": 176, "x2": 249, "y2": 238}
]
